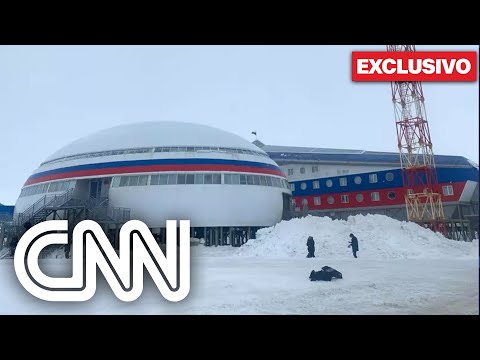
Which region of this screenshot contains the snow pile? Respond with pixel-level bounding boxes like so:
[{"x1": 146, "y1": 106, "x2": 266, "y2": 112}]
[{"x1": 236, "y1": 214, "x2": 479, "y2": 259}]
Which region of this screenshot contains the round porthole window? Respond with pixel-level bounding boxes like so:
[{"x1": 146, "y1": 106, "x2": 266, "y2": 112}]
[
  {"x1": 300, "y1": 182, "x2": 307, "y2": 190},
  {"x1": 327, "y1": 196, "x2": 334, "y2": 204},
  {"x1": 388, "y1": 191, "x2": 396, "y2": 200},
  {"x1": 326, "y1": 179, "x2": 333, "y2": 187},
  {"x1": 356, "y1": 193, "x2": 364, "y2": 202},
  {"x1": 385, "y1": 172, "x2": 394, "y2": 181},
  {"x1": 354, "y1": 176, "x2": 362, "y2": 185}
]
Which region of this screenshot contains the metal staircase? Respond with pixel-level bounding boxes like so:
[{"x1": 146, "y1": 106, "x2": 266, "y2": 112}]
[
  {"x1": 13, "y1": 189, "x2": 130, "y2": 237},
  {"x1": 16, "y1": 188, "x2": 75, "y2": 227},
  {"x1": 2, "y1": 189, "x2": 130, "y2": 258}
]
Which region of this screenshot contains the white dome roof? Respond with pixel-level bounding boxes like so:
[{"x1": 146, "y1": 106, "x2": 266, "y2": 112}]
[{"x1": 45, "y1": 121, "x2": 265, "y2": 161}]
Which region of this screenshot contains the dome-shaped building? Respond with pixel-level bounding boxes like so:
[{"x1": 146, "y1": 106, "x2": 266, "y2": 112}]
[{"x1": 14, "y1": 122, "x2": 292, "y2": 246}]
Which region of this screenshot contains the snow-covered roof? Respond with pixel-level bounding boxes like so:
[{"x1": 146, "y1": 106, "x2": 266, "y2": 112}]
[
  {"x1": 260, "y1": 144, "x2": 365, "y2": 155},
  {"x1": 45, "y1": 121, "x2": 266, "y2": 162},
  {"x1": 258, "y1": 143, "x2": 474, "y2": 167}
]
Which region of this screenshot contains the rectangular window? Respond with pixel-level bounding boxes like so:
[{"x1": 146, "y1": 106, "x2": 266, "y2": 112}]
[
  {"x1": 128, "y1": 176, "x2": 139, "y2": 186},
  {"x1": 247, "y1": 175, "x2": 254, "y2": 185},
  {"x1": 265, "y1": 176, "x2": 272, "y2": 186},
  {"x1": 167, "y1": 174, "x2": 177, "y2": 185},
  {"x1": 288, "y1": 169, "x2": 294, "y2": 176},
  {"x1": 224, "y1": 174, "x2": 232, "y2": 184},
  {"x1": 212, "y1": 174, "x2": 221, "y2": 184},
  {"x1": 159, "y1": 174, "x2": 168, "y2": 185},
  {"x1": 313, "y1": 180, "x2": 320, "y2": 189},
  {"x1": 371, "y1": 192, "x2": 380, "y2": 201},
  {"x1": 407, "y1": 188, "x2": 414, "y2": 195},
  {"x1": 177, "y1": 174, "x2": 186, "y2": 184},
  {"x1": 341, "y1": 194, "x2": 349, "y2": 203},
  {"x1": 150, "y1": 175, "x2": 159, "y2": 186},
  {"x1": 111, "y1": 177, "x2": 120, "y2": 187},
  {"x1": 204, "y1": 174, "x2": 213, "y2": 184},
  {"x1": 442, "y1": 185, "x2": 454, "y2": 196},
  {"x1": 240, "y1": 174, "x2": 247, "y2": 185},
  {"x1": 312, "y1": 166, "x2": 318, "y2": 173},
  {"x1": 231, "y1": 174, "x2": 240, "y2": 185},
  {"x1": 194, "y1": 174, "x2": 204, "y2": 184},
  {"x1": 253, "y1": 175, "x2": 260, "y2": 185},
  {"x1": 138, "y1": 175, "x2": 148, "y2": 186},
  {"x1": 290, "y1": 183, "x2": 295, "y2": 191},
  {"x1": 339, "y1": 177, "x2": 347, "y2": 186},
  {"x1": 259, "y1": 176, "x2": 267, "y2": 186},
  {"x1": 369, "y1": 173, "x2": 378, "y2": 183},
  {"x1": 117, "y1": 177, "x2": 128, "y2": 187},
  {"x1": 314, "y1": 197, "x2": 321, "y2": 205},
  {"x1": 186, "y1": 174, "x2": 195, "y2": 184}
]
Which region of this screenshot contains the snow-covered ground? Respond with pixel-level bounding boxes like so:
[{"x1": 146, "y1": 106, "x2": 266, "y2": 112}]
[{"x1": 0, "y1": 214, "x2": 478, "y2": 314}]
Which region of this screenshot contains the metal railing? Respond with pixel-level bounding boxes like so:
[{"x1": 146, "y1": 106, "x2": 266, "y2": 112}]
[
  {"x1": 16, "y1": 188, "x2": 75, "y2": 226},
  {"x1": 15, "y1": 188, "x2": 130, "y2": 229},
  {"x1": 0, "y1": 212, "x2": 13, "y2": 222},
  {"x1": 109, "y1": 207, "x2": 130, "y2": 222}
]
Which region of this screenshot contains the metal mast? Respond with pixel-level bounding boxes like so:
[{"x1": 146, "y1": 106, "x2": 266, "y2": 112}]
[{"x1": 387, "y1": 45, "x2": 446, "y2": 235}]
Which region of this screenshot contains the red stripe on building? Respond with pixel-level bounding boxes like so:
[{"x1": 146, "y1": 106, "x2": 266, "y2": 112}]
[
  {"x1": 24, "y1": 164, "x2": 286, "y2": 186},
  {"x1": 293, "y1": 182, "x2": 465, "y2": 210}
]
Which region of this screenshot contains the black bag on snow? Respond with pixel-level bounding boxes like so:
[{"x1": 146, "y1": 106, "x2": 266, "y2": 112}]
[{"x1": 309, "y1": 266, "x2": 343, "y2": 282}]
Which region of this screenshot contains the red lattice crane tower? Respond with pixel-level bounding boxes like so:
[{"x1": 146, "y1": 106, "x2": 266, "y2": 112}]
[{"x1": 386, "y1": 45, "x2": 446, "y2": 235}]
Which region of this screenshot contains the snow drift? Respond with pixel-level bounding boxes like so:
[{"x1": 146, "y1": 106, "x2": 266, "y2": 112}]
[
  {"x1": 36, "y1": 214, "x2": 478, "y2": 260},
  {"x1": 236, "y1": 214, "x2": 478, "y2": 259}
]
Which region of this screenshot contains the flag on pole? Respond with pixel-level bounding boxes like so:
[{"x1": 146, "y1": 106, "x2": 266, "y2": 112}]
[{"x1": 252, "y1": 131, "x2": 257, "y2": 136}]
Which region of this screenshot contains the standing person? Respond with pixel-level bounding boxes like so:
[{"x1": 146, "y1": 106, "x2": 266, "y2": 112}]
[
  {"x1": 348, "y1": 233, "x2": 359, "y2": 258},
  {"x1": 306, "y1": 236, "x2": 315, "y2": 258}
]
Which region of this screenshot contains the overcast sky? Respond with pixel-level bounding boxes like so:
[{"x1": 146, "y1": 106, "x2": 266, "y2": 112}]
[{"x1": 0, "y1": 45, "x2": 478, "y2": 204}]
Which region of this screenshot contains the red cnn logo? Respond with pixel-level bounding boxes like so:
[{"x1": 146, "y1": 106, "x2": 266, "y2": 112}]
[{"x1": 352, "y1": 51, "x2": 477, "y2": 82}]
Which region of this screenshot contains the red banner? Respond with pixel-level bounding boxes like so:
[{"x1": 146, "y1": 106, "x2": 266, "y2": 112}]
[{"x1": 352, "y1": 51, "x2": 477, "y2": 82}]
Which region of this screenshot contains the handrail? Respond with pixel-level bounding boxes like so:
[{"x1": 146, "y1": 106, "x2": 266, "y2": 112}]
[
  {"x1": 0, "y1": 212, "x2": 13, "y2": 222},
  {"x1": 15, "y1": 188, "x2": 130, "y2": 227},
  {"x1": 17, "y1": 188, "x2": 75, "y2": 226}
]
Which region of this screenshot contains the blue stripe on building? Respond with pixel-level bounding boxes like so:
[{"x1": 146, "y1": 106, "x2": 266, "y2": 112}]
[{"x1": 290, "y1": 167, "x2": 479, "y2": 196}]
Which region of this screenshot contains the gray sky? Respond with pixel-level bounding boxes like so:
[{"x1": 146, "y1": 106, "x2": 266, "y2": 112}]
[{"x1": 0, "y1": 45, "x2": 478, "y2": 204}]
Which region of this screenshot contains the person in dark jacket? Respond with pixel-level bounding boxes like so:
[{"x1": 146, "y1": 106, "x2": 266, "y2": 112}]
[
  {"x1": 306, "y1": 236, "x2": 315, "y2": 258},
  {"x1": 348, "y1": 233, "x2": 359, "y2": 258}
]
